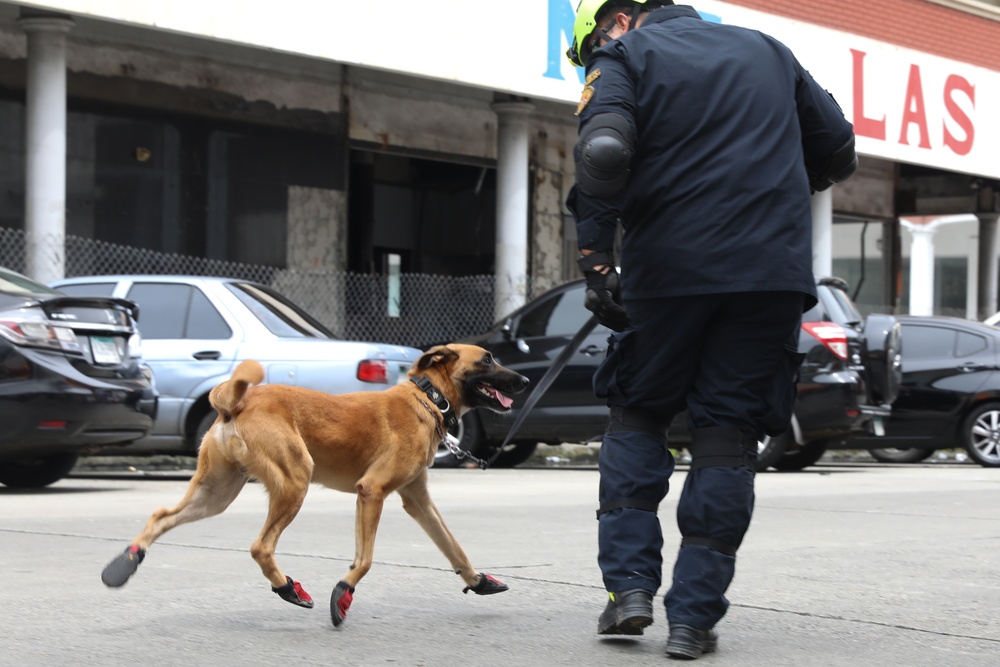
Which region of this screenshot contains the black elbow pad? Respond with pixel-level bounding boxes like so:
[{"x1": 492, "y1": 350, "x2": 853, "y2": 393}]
[
  {"x1": 575, "y1": 113, "x2": 635, "y2": 198},
  {"x1": 806, "y1": 135, "x2": 858, "y2": 193}
]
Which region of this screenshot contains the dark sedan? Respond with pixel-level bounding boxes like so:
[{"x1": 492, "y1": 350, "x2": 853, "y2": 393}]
[
  {"x1": 848, "y1": 315, "x2": 1000, "y2": 467},
  {"x1": 438, "y1": 277, "x2": 899, "y2": 471},
  {"x1": 0, "y1": 267, "x2": 157, "y2": 487}
]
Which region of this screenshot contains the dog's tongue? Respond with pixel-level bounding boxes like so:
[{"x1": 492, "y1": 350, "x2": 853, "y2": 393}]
[{"x1": 488, "y1": 387, "x2": 514, "y2": 408}]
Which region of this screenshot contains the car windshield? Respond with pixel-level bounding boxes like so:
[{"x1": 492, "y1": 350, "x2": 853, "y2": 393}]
[
  {"x1": 0, "y1": 267, "x2": 63, "y2": 297},
  {"x1": 226, "y1": 282, "x2": 337, "y2": 339}
]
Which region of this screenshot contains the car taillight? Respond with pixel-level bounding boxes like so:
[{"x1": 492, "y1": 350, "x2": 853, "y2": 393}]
[
  {"x1": 357, "y1": 359, "x2": 389, "y2": 384},
  {"x1": 0, "y1": 311, "x2": 83, "y2": 354},
  {"x1": 802, "y1": 322, "x2": 849, "y2": 360}
]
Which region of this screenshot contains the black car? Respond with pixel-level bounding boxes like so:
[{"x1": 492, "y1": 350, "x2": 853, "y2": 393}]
[
  {"x1": 846, "y1": 315, "x2": 1000, "y2": 467},
  {"x1": 437, "y1": 277, "x2": 899, "y2": 471},
  {"x1": 0, "y1": 267, "x2": 157, "y2": 488}
]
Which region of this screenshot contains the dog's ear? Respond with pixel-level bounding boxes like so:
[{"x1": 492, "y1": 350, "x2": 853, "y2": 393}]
[{"x1": 413, "y1": 345, "x2": 459, "y2": 373}]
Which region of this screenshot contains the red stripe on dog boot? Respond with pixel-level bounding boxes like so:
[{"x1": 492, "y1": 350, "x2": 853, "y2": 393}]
[
  {"x1": 463, "y1": 573, "x2": 509, "y2": 595},
  {"x1": 271, "y1": 576, "x2": 314, "y2": 608},
  {"x1": 101, "y1": 545, "x2": 146, "y2": 588},
  {"x1": 330, "y1": 581, "x2": 355, "y2": 627}
]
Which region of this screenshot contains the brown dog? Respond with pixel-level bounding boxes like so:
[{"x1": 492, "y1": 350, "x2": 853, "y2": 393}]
[{"x1": 101, "y1": 344, "x2": 528, "y2": 627}]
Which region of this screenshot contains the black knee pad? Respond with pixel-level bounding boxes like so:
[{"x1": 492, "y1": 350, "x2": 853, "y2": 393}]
[
  {"x1": 607, "y1": 406, "x2": 671, "y2": 446},
  {"x1": 687, "y1": 427, "x2": 756, "y2": 469}
]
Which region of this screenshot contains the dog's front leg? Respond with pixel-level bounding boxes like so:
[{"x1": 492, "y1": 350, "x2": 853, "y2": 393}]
[
  {"x1": 397, "y1": 473, "x2": 509, "y2": 596},
  {"x1": 330, "y1": 478, "x2": 386, "y2": 627}
]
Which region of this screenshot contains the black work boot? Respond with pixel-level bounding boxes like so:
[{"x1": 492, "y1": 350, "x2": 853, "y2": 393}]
[
  {"x1": 666, "y1": 623, "x2": 718, "y2": 659},
  {"x1": 597, "y1": 589, "x2": 654, "y2": 635}
]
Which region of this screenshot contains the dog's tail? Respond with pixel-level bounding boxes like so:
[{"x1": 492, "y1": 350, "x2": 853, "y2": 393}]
[{"x1": 210, "y1": 360, "x2": 265, "y2": 417}]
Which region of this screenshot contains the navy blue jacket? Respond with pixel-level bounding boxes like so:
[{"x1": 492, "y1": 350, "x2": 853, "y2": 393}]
[{"x1": 574, "y1": 5, "x2": 855, "y2": 306}]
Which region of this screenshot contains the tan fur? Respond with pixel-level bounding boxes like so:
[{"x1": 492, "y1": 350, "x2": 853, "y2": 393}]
[{"x1": 123, "y1": 344, "x2": 523, "y2": 594}]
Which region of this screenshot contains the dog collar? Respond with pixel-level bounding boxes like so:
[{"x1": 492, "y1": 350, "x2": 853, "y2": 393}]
[{"x1": 410, "y1": 376, "x2": 458, "y2": 429}]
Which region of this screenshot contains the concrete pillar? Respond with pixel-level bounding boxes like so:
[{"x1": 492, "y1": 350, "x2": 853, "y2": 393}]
[
  {"x1": 977, "y1": 213, "x2": 1000, "y2": 320},
  {"x1": 18, "y1": 14, "x2": 73, "y2": 283},
  {"x1": 900, "y1": 215, "x2": 978, "y2": 316},
  {"x1": 491, "y1": 101, "x2": 534, "y2": 321},
  {"x1": 811, "y1": 189, "x2": 833, "y2": 278}
]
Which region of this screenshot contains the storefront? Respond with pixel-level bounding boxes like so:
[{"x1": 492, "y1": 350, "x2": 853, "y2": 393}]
[{"x1": 1, "y1": 0, "x2": 997, "y2": 319}]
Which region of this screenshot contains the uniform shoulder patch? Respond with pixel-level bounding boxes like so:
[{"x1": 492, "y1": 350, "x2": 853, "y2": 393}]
[
  {"x1": 585, "y1": 68, "x2": 601, "y2": 85},
  {"x1": 575, "y1": 85, "x2": 595, "y2": 116}
]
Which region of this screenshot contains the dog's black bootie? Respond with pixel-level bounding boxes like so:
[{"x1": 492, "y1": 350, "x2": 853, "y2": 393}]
[
  {"x1": 272, "y1": 576, "x2": 314, "y2": 609},
  {"x1": 101, "y1": 545, "x2": 146, "y2": 588},
  {"x1": 330, "y1": 580, "x2": 355, "y2": 627},
  {"x1": 597, "y1": 589, "x2": 654, "y2": 635},
  {"x1": 666, "y1": 623, "x2": 718, "y2": 660},
  {"x1": 462, "y1": 573, "x2": 509, "y2": 595}
]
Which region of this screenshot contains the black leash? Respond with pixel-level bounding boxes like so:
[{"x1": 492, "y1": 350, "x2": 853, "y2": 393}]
[{"x1": 480, "y1": 314, "x2": 600, "y2": 470}]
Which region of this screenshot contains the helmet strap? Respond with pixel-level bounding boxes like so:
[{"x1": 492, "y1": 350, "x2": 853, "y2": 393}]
[{"x1": 626, "y1": 4, "x2": 643, "y2": 31}]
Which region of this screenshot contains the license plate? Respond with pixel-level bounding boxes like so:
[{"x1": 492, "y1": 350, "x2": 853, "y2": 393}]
[{"x1": 91, "y1": 336, "x2": 122, "y2": 364}]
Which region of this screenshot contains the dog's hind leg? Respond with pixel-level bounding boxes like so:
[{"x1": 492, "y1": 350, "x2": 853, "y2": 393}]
[
  {"x1": 101, "y1": 444, "x2": 247, "y2": 588},
  {"x1": 397, "y1": 470, "x2": 509, "y2": 596}
]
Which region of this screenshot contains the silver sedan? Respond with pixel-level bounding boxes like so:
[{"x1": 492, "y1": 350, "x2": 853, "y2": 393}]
[{"x1": 51, "y1": 275, "x2": 422, "y2": 456}]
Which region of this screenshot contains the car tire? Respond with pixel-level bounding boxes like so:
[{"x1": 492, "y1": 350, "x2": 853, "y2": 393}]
[
  {"x1": 868, "y1": 447, "x2": 935, "y2": 464},
  {"x1": 0, "y1": 453, "x2": 80, "y2": 488},
  {"x1": 771, "y1": 441, "x2": 827, "y2": 471},
  {"x1": 755, "y1": 431, "x2": 792, "y2": 472},
  {"x1": 194, "y1": 411, "x2": 218, "y2": 451},
  {"x1": 862, "y1": 314, "x2": 903, "y2": 405},
  {"x1": 435, "y1": 411, "x2": 487, "y2": 468},
  {"x1": 961, "y1": 403, "x2": 1000, "y2": 468},
  {"x1": 490, "y1": 442, "x2": 538, "y2": 468}
]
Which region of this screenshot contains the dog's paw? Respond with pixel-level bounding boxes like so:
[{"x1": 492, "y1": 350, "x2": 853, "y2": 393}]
[
  {"x1": 330, "y1": 580, "x2": 355, "y2": 627},
  {"x1": 463, "y1": 573, "x2": 509, "y2": 595},
  {"x1": 101, "y1": 545, "x2": 145, "y2": 588},
  {"x1": 272, "y1": 576, "x2": 314, "y2": 609}
]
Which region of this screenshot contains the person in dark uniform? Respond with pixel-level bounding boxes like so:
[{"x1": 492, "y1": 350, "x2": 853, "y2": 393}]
[{"x1": 564, "y1": 0, "x2": 857, "y2": 659}]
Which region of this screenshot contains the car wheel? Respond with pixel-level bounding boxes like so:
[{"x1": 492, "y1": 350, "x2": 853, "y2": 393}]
[
  {"x1": 490, "y1": 442, "x2": 538, "y2": 468},
  {"x1": 0, "y1": 453, "x2": 80, "y2": 488},
  {"x1": 962, "y1": 403, "x2": 1000, "y2": 468},
  {"x1": 771, "y1": 441, "x2": 827, "y2": 471},
  {"x1": 194, "y1": 411, "x2": 219, "y2": 451},
  {"x1": 862, "y1": 314, "x2": 902, "y2": 405},
  {"x1": 868, "y1": 447, "x2": 935, "y2": 464},
  {"x1": 435, "y1": 411, "x2": 487, "y2": 468},
  {"x1": 755, "y1": 431, "x2": 792, "y2": 472}
]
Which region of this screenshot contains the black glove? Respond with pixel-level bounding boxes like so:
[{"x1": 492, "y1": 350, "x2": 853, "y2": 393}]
[{"x1": 578, "y1": 251, "x2": 631, "y2": 332}]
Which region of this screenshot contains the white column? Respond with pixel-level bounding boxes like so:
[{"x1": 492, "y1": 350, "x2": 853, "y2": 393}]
[
  {"x1": 491, "y1": 102, "x2": 534, "y2": 321},
  {"x1": 900, "y1": 215, "x2": 978, "y2": 316},
  {"x1": 19, "y1": 15, "x2": 73, "y2": 283},
  {"x1": 810, "y1": 189, "x2": 833, "y2": 278},
  {"x1": 977, "y1": 214, "x2": 1000, "y2": 320},
  {"x1": 907, "y1": 226, "x2": 936, "y2": 316}
]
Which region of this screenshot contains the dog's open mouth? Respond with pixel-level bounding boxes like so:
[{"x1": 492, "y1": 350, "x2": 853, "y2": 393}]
[{"x1": 477, "y1": 383, "x2": 514, "y2": 410}]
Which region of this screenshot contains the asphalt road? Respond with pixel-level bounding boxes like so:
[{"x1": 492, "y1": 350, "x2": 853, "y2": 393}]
[{"x1": 1, "y1": 461, "x2": 998, "y2": 666}]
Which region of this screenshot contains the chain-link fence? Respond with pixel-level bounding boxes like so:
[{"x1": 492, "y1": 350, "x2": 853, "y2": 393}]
[{"x1": 0, "y1": 227, "x2": 504, "y2": 348}]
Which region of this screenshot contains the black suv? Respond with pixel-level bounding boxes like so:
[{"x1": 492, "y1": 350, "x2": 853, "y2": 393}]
[
  {"x1": 0, "y1": 267, "x2": 157, "y2": 487},
  {"x1": 438, "y1": 277, "x2": 900, "y2": 471}
]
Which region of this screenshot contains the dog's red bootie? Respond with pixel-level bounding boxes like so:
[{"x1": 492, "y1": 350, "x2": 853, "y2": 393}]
[
  {"x1": 272, "y1": 576, "x2": 314, "y2": 609},
  {"x1": 463, "y1": 573, "x2": 509, "y2": 595},
  {"x1": 330, "y1": 580, "x2": 355, "y2": 627},
  {"x1": 101, "y1": 545, "x2": 146, "y2": 588}
]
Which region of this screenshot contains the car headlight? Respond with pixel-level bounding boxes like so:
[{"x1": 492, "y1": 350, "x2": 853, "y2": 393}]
[{"x1": 0, "y1": 309, "x2": 83, "y2": 354}]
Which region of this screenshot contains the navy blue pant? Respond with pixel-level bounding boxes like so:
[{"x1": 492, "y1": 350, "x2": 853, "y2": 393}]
[{"x1": 594, "y1": 291, "x2": 804, "y2": 629}]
